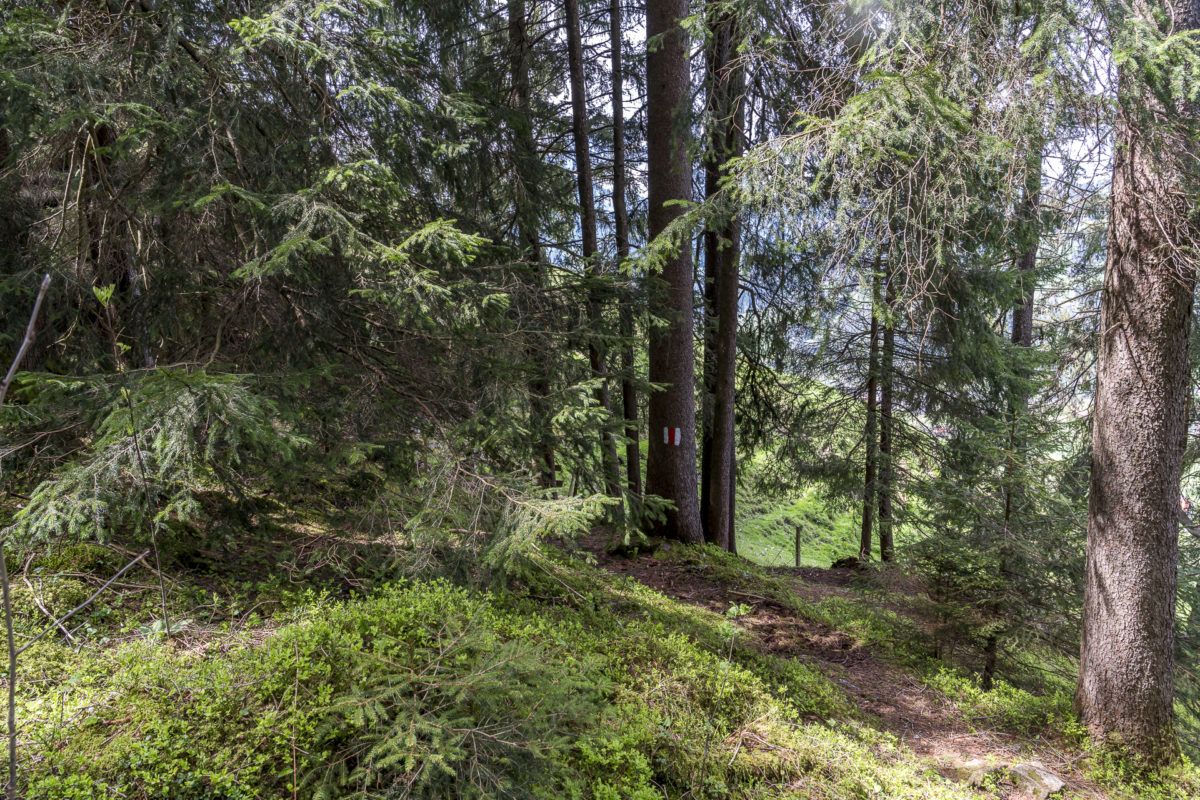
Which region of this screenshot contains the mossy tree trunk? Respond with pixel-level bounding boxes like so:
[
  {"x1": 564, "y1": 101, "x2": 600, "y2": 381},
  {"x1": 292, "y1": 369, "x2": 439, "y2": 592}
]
[{"x1": 1075, "y1": 0, "x2": 1200, "y2": 763}]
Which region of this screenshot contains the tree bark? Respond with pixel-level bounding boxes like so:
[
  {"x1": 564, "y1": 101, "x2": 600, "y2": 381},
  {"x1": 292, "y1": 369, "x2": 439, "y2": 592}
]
[
  {"x1": 1012, "y1": 192, "x2": 1037, "y2": 350},
  {"x1": 566, "y1": 0, "x2": 623, "y2": 513},
  {"x1": 728, "y1": 443, "x2": 737, "y2": 555},
  {"x1": 508, "y1": 0, "x2": 557, "y2": 491},
  {"x1": 610, "y1": 0, "x2": 642, "y2": 501},
  {"x1": 859, "y1": 268, "x2": 881, "y2": 561},
  {"x1": 1075, "y1": 0, "x2": 1200, "y2": 763},
  {"x1": 644, "y1": 0, "x2": 702, "y2": 543},
  {"x1": 877, "y1": 262, "x2": 896, "y2": 562},
  {"x1": 702, "y1": 5, "x2": 742, "y2": 553}
]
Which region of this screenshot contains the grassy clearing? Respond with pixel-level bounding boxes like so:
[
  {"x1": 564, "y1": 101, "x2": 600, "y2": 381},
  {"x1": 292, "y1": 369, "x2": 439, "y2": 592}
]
[{"x1": 736, "y1": 489, "x2": 859, "y2": 568}]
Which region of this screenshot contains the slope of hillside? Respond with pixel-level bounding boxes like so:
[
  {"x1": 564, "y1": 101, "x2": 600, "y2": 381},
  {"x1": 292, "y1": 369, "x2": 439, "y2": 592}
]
[
  {"x1": 7, "y1": 511, "x2": 1199, "y2": 799},
  {"x1": 736, "y1": 489, "x2": 860, "y2": 567}
]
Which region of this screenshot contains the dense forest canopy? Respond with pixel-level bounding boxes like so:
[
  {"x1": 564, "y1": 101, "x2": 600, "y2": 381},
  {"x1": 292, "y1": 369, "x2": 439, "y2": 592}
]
[{"x1": 3, "y1": 0, "x2": 1200, "y2": 796}]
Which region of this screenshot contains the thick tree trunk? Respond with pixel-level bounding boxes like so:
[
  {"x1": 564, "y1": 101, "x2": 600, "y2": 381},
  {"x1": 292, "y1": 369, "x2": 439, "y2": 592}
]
[
  {"x1": 508, "y1": 0, "x2": 556, "y2": 491},
  {"x1": 1075, "y1": 0, "x2": 1200, "y2": 762},
  {"x1": 877, "y1": 264, "x2": 896, "y2": 562},
  {"x1": 566, "y1": 0, "x2": 623, "y2": 512},
  {"x1": 859, "y1": 269, "x2": 881, "y2": 561},
  {"x1": 610, "y1": 0, "x2": 642, "y2": 501},
  {"x1": 644, "y1": 0, "x2": 702, "y2": 543},
  {"x1": 702, "y1": 6, "x2": 742, "y2": 553}
]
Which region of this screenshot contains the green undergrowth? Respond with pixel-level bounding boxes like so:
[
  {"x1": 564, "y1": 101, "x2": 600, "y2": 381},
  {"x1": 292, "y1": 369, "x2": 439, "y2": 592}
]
[
  {"x1": 8, "y1": 543, "x2": 969, "y2": 799},
  {"x1": 1085, "y1": 748, "x2": 1200, "y2": 800},
  {"x1": 925, "y1": 667, "x2": 1083, "y2": 740},
  {"x1": 8, "y1": 529, "x2": 1200, "y2": 799}
]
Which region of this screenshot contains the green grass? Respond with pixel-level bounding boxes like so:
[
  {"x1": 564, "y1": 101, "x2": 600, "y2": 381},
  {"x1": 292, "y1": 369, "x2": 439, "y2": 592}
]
[{"x1": 736, "y1": 489, "x2": 859, "y2": 567}]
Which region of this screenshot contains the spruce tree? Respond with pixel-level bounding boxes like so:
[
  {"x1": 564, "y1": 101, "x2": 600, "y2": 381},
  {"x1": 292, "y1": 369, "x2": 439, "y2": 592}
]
[
  {"x1": 1076, "y1": 0, "x2": 1200, "y2": 763},
  {"x1": 644, "y1": 0, "x2": 703, "y2": 543}
]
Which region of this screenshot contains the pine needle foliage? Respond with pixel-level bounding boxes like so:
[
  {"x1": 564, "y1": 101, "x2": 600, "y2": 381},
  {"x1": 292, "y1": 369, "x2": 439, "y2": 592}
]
[
  {"x1": 483, "y1": 491, "x2": 614, "y2": 582},
  {"x1": 310, "y1": 611, "x2": 608, "y2": 799},
  {"x1": 4, "y1": 369, "x2": 305, "y2": 546}
]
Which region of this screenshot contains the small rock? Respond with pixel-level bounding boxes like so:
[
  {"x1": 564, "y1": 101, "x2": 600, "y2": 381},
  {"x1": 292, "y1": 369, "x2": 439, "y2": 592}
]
[
  {"x1": 947, "y1": 759, "x2": 996, "y2": 787},
  {"x1": 1009, "y1": 762, "x2": 1065, "y2": 799}
]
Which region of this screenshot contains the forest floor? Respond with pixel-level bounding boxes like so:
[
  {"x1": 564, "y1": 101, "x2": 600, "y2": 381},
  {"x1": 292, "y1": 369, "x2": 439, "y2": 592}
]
[
  {"x1": 10, "y1": 501, "x2": 1200, "y2": 799},
  {"x1": 583, "y1": 533, "x2": 1112, "y2": 800}
]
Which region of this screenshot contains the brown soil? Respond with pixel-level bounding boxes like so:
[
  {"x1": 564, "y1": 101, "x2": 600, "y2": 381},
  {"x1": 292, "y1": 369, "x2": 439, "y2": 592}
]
[{"x1": 581, "y1": 534, "x2": 1108, "y2": 800}]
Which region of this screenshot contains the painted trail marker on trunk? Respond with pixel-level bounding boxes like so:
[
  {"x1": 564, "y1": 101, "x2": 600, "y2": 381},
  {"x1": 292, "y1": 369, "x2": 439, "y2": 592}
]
[{"x1": 663, "y1": 427, "x2": 682, "y2": 446}]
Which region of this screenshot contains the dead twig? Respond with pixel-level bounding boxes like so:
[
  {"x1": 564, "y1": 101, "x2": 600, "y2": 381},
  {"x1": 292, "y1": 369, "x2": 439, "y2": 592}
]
[
  {"x1": 19, "y1": 577, "x2": 75, "y2": 645},
  {"x1": 0, "y1": 274, "x2": 50, "y2": 409},
  {"x1": 17, "y1": 551, "x2": 149, "y2": 657}
]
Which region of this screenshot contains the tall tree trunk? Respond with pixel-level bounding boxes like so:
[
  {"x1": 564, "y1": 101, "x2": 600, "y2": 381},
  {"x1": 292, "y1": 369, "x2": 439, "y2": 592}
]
[
  {"x1": 1075, "y1": 0, "x2": 1200, "y2": 763},
  {"x1": 859, "y1": 268, "x2": 881, "y2": 561},
  {"x1": 644, "y1": 0, "x2": 702, "y2": 543},
  {"x1": 702, "y1": 4, "x2": 742, "y2": 552},
  {"x1": 727, "y1": 442, "x2": 737, "y2": 555},
  {"x1": 701, "y1": 250, "x2": 717, "y2": 540},
  {"x1": 508, "y1": 0, "x2": 556, "y2": 491},
  {"x1": 984, "y1": 148, "x2": 1041, "y2": 692},
  {"x1": 566, "y1": 0, "x2": 623, "y2": 513},
  {"x1": 610, "y1": 0, "x2": 642, "y2": 501},
  {"x1": 877, "y1": 262, "x2": 896, "y2": 563},
  {"x1": 1011, "y1": 191, "x2": 1037, "y2": 351}
]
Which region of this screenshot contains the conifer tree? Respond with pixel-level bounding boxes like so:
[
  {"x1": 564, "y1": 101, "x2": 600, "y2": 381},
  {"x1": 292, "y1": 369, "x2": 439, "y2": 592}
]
[
  {"x1": 610, "y1": 0, "x2": 642, "y2": 501},
  {"x1": 645, "y1": 0, "x2": 703, "y2": 543},
  {"x1": 859, "y1": 265, "x2": 882, "y2": 561},
  {"x1": 507, "y1": 0, "x2": 559, "y2": 492},
  {"x1": 565, "y1": 0, "x2": 623, "y2": 511},
  {"x1": 701, "y1": 1, "x2": 743, "y2": 553},
  {"x1": 877, "y1": 263, "x2": 897, "y2": 563},
  {"x1": 1076, "y1": 0, "x2": 1200, "y2": 763}
]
